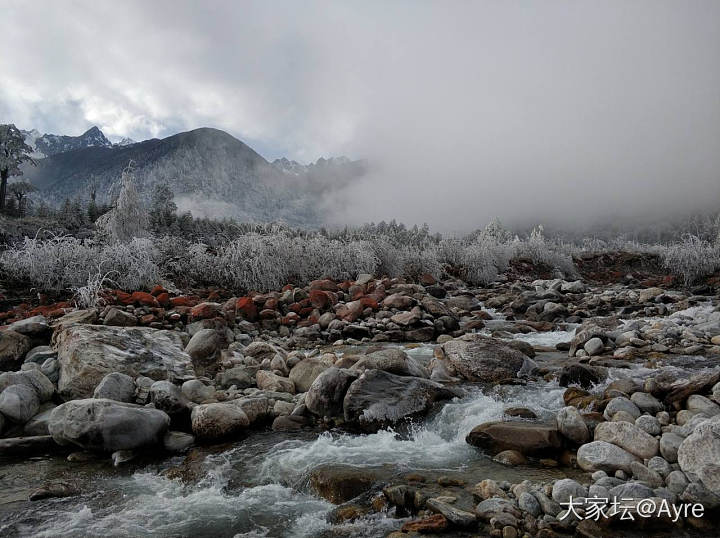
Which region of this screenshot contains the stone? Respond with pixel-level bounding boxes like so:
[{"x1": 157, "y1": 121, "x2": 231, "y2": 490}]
[
  {"x1": 182, "y1": 379, "x2": 216, "y2": 403},
  {"x1": 466, "y1": 422, "x2": 562, "y2": 456},
  {"x1": 401, "y1": 514, "x2": 448, "y2": 533},
  {"x1": 343, "y1": 369, "x2": 456, "y2": 429},
  {"x1": 0, "y1": 369, "x2": 54, "y2": 402},
  {"x1": 630, "y1": 392, "x2": 663, "y2": 414},
  {"x1": 190, "y1": 403, "x2": 249, "y2": 440},
  {"x1": 558, "y1": 364, "x2": 601, "y2": 389},
  {"x1": 9, "y1": 315, "x2": 50, "y2": 336},
  {"x1": 289, "y1": 358, "x2": 330, "y2": 392},
  {"x1": 309, "y1": 464, "x2": 379, "y2": 504},
  {"x1": 184, "y1": 329, "x2": 220, "y2": 364},
  {"x1": 472, "y1": 479, "x2": 507, "y2": 500},
  {"x1": 647, "y1": 456, "x2": 673, "y2": 478},
  {"x1": 475, "y1": 498, "x2": 521, "y2": 521},
  {"x1": 55, "y1": 325, "x2": 194, "y2": 400},
  {"x1": 103, "y1": 308, "x2": 137, "y2": 327},
  {"x1": 305, "y1": 367, "x2": 358, "y2": 417},
  {"x1": 593, "y1": 421, "x2": 659, "y2": 459},
  {"x1": 28, "y1": 481, "x2": 79, "y2": 501},
  {"x1": 493, "y1": 450, "x2": 527, "y2": 466},
  {"x1": 665, "y1": 470, "x2": 689, "y2": 494},
  {"x1": 0, "y1": 435, "x2": 58, "y2": 456},
  {"x1": 584, "y1": 337, "x2": 604, "y2": 356},
  {"x1": 0, "y1": 330, "x2": 32, "y2": 370},
  {"x1": 687, "y1": 395, "x2": 720, "y2": 416},
  {"x1": 216, "y1": 366, "x2": 254, "y2": 390},
  {"x1": 635, "y1": 415, "x2": 661, "y2": 435},
  {"x1": 577, "y1": 441, "x2": 640, "y2": 473},
  {"x1": 603, "y1": 397, "x2": 641, "y2": 421},
  {"x1": 629, "y1": 461, "x2": 664, "y2": 488},
  {"x1": 49, "y1": 398, "x2": 170, "y2": 451},
  {"x1": 518, "y1": 492, "x2": 542, "y2": 517},
  {"x1": 678, "y1": 420, "x2": 720, "y2": 495},
  {"x1": 93, "y1": 372, "x2": 136, "y2": 402},
  {"x1": 660, "y1": 432, "x2": 683, "y2": 463},
  {"x1": 0, "y1": 384, "x2": 40, "y2": 423},
  {"x1": 556, "y1": 406, "x2": 589, "y2": 444},
  {"x1": 163, "y1": 431, "x2": 195, "y2": 452},
  {"x1": 383, "y1": 293, "x2": 415, "y2": 310},
  {"x1": 352, "y1": 348, "x2": 429, "y2": 378},
  {"x1": 551, "y1": 479, "x2": 588, "y2": 504},
  {"x1": 256, "y1": 370, "x2": 295, "y2": 394},
  {"x1": 426, "y1": 498, "x2": 476, "y2": 527},
  {"x1": 442, "y1": 335, "x2": 525, "y2": 382},
  {"x1": 608, "y1": 482, "x2": 655, "y2": 500},
  {"x1": 150, "y1": 381, "x2": 190, "y2": 415}
]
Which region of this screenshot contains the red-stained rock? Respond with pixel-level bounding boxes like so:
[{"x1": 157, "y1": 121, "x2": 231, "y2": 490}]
[
  {"x1": 419, "y1": 273, "x2": 437, "y2": 286},
  {"x1": 264, "y1": 298, "x2": 279, "y2": 310},
  {"x1": 299, "y1": 307, "x2": 315, "y2": 318},
  {"x1": 307, "y1": 313, "x2": 320, "y2": 324},
  {"x1": 140, "y1": 313, "x2": 156, "y2": 324},
  {"x1": 289, "y1": 302, "x2": 303, "y2": 314},
  {"x1": 236, "y1": 296, "x2": 258, "y2": 321},
  {"x1": 150, "y1": 284, "x2": 166, "y2": 296},
  {"x1": 131, "y1": 291, "x2": 159, "y2": 307},
  {"x1": 338, "y1": 280, "x2": 352, "y2": 292},
  {"x1": 359, "y1": 297, "x2": 379, "y2": 310},
  {"x1": 190, "y1": 302, "x2": 221, "y2": 320},
  {"x1": 207, "y1": 290, "x2": 221, "y2": 301},
  {"x1": 310, "y1": 290, "x2": 337, "y2": 309},
  {"x1": 170, "y1": 296, "x2": 199, "y2": 307},
  {"x1": 115, "y1": 290, "x2": 133, "y2": 305},
  {"x1": 348, "y1": 284, "x2": 366, "y2": 300},
  {"x1": 401, "y1": 514, "x2": 448, "y2": 533},
  {"x1": 310, "y1": 279, "x2": 338, "y2": 292},
  {"x1": 282, "y1": 312, "x2": 299, "y2": 325},
  {"x1": 337, "y1": 300, "x2": 364, "y2": 322}
]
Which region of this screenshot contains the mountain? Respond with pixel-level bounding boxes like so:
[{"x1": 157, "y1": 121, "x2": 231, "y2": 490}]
[
  {"x1": 21, "y1": 126, "x2": 112, "y2": 158},
  {"x1": 21, "y1": 126, "x2": 365, "y2": 226}
]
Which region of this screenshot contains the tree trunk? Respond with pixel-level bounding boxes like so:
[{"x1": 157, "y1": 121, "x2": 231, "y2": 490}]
[{"x1": 0, "y1": 168, "x2": 8, "y2": 211}]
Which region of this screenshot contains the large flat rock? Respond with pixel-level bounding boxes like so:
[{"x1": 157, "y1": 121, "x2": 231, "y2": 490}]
[{"x1": 55, "y1": 325, "x2": 195, "y2": 400}]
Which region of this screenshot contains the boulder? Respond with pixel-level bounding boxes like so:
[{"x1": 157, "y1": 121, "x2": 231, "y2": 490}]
[
  {"x1": 190, "y1": 403, "x2": 249, "y2": 440},
  {"x1": 630, "y1": 392, "x2": 663, "y2": 414},
  {"x1": 558, "y1": 364, "x2": 601, "y2": 389},
  {"x1": 305, "y1": 367, "x2": 359, "y2": 417},
  {"x1": 660, "y1": 432, "x2": 683, "y2": 463},
  {"x1": 603, "y1": 397, "x2": 641, "y2": 420},
  {"x1": 593, "y1": 421, "x2": 659, "y2": 459},
  {"x1": 556, "y1": 406, "x2": 589, "y2": 444},
  {"x1": 49, "y1": 398, "x2": 170, "y2": 451},
  {"x1": 289, "y1": 358, "x2": 330, "y2": 392},
  {"x1": 184, "y1": 328, "x2": 221, "y2": 365},
  {"x1": 93, "y1": 372, "x2": 136, "y2": 402},
  {"x1": 103, "y1": 308, "x2": 137, "y2": 327},
  {"x1": 55, "y1": 325, "x2": 195, "y2": 400},
  {"x1": 678, "y1": 420, "x2": 720, "y2": 495},
  {"x1": 577, "y1": 441, "x2": 640, "y2": 473},
  {"x1": 182, "y1": 379, "x2": 216, "y2": 403},
  {"x1": 343, "y1": 369, "x2": 456, "y2": 428},
  {"x1": 552, "y1": 479, "x2": 588, "y2": 504},
  {"x1": 8, "y1": 315, "x2": 50, "y2": 337},
  {"x1": 441, "y1": 335, "x2": 525, "y2": 382},
  {"x1": 150, "y1": 381, "x2": 191, "y2": 415},
  {"x1": 583, "y1": 337, "x2": 604, "y2": 356},
  {"x1": 309, "y1": 464, "x2": 379, "y2": 504},
  {"x1": 0, "y1": 330, "x2": 32, "y2": 370},
  {"x1": 466, "y1": 421, "x2": 562, "y2": 456},
  {"x1": 0, "y1": 369, "x2": 54, "y2": 402},
  {"x1": 24, "y1": 403, "x2": 57, "y2": 436},
  {"x1": 383, "y1": 293, "x2": 415, "y2": 310},
  {"x1": 0, "y1": 384, "x2": 40, "y2": 423},
  {"x1": 351, "y1": 348, "x2": 428, "y2": 378},
  {"x1": 256, "y1": 370, "x2": 295, "y2": 394}
]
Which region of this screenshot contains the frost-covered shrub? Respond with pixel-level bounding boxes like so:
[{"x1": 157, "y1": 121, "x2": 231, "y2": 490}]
[
  {"x1": 96, "y1": 165, "x2": 149, "y2": 243},
  {"x1": 397, "y1": 245, "x2": 442, "y2": 280},
  {"x1": 512, "y1": 226, "x2": 577, "y2": 276},
  {"x1": 0, "y1": 234, "x2": 160, "y2": 291},
  {"x1": 662, "y1": 235, "x2": 720, "y2": 286}
]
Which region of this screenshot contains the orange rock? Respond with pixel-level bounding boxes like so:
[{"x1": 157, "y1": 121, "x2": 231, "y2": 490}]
[
  {"x1": 131, "y1": 291, "x2": 159, "y2": 307},
  {"x1": 190, "y1": 302, "x2": 220, "y2": 320},
  {"x1": 401, "y1": 514, "x2": 448, "y2": 533},
  {"x1": 235, "y1": 296, "x2": 258, "y2": 321},
  {"x1": 115, "y1": 290, "x2": 133, "y2": 305},
  {"x1": 309, "y1": 279, "x2": 338, "y2": 292},
  {"x1": 150, "y1": 284, "x2": 166, "y2": 296},
  {"x1": 156, "y1": 292, "x2": 170, "y2": 307},
  {"x1": 140, "y1": 313, "x2": 156, "y2": 324},
  {"x1": 359, "y1": 297, "x2": 379, "y2": 309},
  {"x1": 309, "y1": 290, "x2": 337, "y2": 309},
  {"x1": 170, "y1": 296, "x2": 199, "y2": 307}
]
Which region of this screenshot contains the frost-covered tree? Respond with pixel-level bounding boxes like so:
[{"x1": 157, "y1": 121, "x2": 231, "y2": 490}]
[
  {"x1": 8, "y1": 181, "x2": 37, "y2": 217},
  {"x1": 0, "y1": 124, "x2": 35, "y2": 211},
  {"x1": 150, "y1": 183, "x2": 177, "y2": 230},
  {"x1": 96, "y1": 163, "x2": 149, "y2": 242}
]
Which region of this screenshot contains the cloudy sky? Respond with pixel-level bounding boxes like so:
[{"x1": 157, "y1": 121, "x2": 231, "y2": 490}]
[{"x1": 2, "y1": 1, "x2": 719, "y2": 230}]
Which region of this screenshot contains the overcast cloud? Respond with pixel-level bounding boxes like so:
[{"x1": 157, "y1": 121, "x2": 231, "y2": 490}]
[{"x1": 1, "y1": 0, "x2": 719, "y2": 230}]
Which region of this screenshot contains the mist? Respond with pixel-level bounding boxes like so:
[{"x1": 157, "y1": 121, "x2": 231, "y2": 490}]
[{"x1": 2, "y1": 1, "x2": 719, "y2": 231}]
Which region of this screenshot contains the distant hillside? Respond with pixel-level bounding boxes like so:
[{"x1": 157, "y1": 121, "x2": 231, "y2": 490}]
[{"x1": 21, "y1": 126, "x2": 365, "y2": 226}]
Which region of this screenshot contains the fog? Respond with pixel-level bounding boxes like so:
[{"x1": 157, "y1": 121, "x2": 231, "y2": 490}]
[{"x1": 2, "y1": 1, "x2": 719, "y2": 231}]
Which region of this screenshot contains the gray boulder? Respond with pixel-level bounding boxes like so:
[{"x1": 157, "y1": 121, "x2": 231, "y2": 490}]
[
  {"x1": 678, "y1": 420, "x2": 720, "y2": 495},
  {"x1": 216, "y1": 366, "x2": 254, "y2": 390},
  {"x1": 343, "y1": 369, "x2": 456, "y2": 428},
  {"x1": 305, "y1": 367, "x2": 359, "y2": 417},
  {"x1": 289, "y1": 358, "x2": 331, "y2": 392},
  {"x1": 93, "y1": 372, "x2": 136, "y2": 402},
  {"x1": 23, "y1": 403, "x2": 57, "y2": 436},
  {"x1": 0, "y1": 330, "x2": 32, "y2": 370},
  {"x1": 593, "y1": 421, "x2": 659, "y2": 459},
  {"x1": 660, "y1": 432, "x2": 684, "y2": 463},
  {"x1": 8, "y1": 315, "x2": 50, "y2": 336},
  {"x1": 556, "y1": 406, "x2": 589, "y2": 444},
  {"x1": 603, "y1": 396, "x2": 641, "y2": 420},
  {"x1": 630, "y1": 392, "x2": 663, "y2": 414},
  {"x1": 150, "y1": 381, "x2": 190, "y2": 415},
  {"x1": 0, "y1": 369, "x2": 54, "y2": 402},
  {"x1": 552, "y1": 479, "x2": 588, "y2": 504},
  {"x1": 0, "y1": 384, "x2": 40, "y2": 423},
  {"x1": 103, "y1": 308, "x2": 137, "y2": 327},
  {"x1": 577, "y1": 441, "x2": 640, "y2": 473},
  {"x1": 182, "y1": 379, "x2": 216, "y2": 403},
  {"x1": 256, "y1": 371, "x2": 295, "y2": 394},
  {"x1": 441, "y1": 335, "x2": 525, "y2": 382},
  {"x1": 49, "y1": 398, "x2": 170, "y2": 451},
  {"x1": 184, "y1": 329, "x2": 220, "y2": 363},
  {"x1": 351, "y1": 348, "x2": 428, "y2": 378},
  {"x1": 190, "y1": 402, "x2": 249, "y2": 440},
  {"x1": 55, "y1": 325, "x2": 195, "y2": 399}
]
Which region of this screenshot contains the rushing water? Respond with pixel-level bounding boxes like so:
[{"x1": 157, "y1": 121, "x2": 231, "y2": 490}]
[{"x1": 0, "y1": 377, "x2": 578, "y2": 538}]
